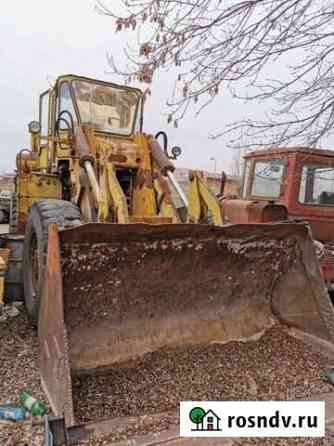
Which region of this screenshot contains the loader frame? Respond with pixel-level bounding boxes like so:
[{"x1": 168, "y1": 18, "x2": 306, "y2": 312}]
[{"x1": 5, "y1": 76, "x2": 334, "y2": 446}]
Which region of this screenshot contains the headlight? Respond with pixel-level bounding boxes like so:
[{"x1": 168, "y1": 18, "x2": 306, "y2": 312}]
[
  {"x1": 171, "y1": 146, "x2": 182, "y2": 159},
  {"x1": 28, "y1": 120, "x2": 41, "y2": 134}
]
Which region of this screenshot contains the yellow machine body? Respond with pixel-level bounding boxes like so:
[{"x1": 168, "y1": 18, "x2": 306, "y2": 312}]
[{"x1": 6, "y1": 75, "x2": 334, "y2": 440}]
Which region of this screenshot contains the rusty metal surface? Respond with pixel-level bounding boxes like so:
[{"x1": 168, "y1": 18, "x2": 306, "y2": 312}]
[
  {"x1": 60, "y1": 221, "x2": 307, "y2": 243},
  {"x1": 36, "y1": 220, "x2": 334, "y2": 442},
  {"x1": 47, "y1": 417, "x2": 234, "y2": 445},
  {"x1": 38, "y1": 224, "x2": 75, "y2": 426},
  {"x1": 321, "y1": 243, "x2": 334, "y2": 283},
  {"x1": 57, "y1": 222, "x2": 334, "y2": 374},
  {"x1": 68, "y1": 423, "x2": 233, "y2": 445},
  {"x1": 150, "y1": 138, "x2": 175, "y2": 175},
  {"x1": 129, "y1": 216, "x2": 173, "y2": 224},
  {"x1": 242, "y1": 148, "x2": 334, "y2": 243},
  {"x1": 225, "y1": 146, "x2": 334, "y2": 285},
  {"x1": 221, "y1": 198, "x2": 287, "y2": 224},
  {"x1": 66, "y1": 417, "x2": 178, "y2": 445}
]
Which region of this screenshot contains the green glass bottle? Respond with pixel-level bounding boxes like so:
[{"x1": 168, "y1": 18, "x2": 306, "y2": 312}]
[{"x1": 19, "y1": 391, "x2": 46, "y2": 417}]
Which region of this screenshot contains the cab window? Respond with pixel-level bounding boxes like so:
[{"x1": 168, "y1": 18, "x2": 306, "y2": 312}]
[
  {"x1": 58, "y1": 82, "x2": 77, "y2": 129},
  {"x1": 299, "y1": 165, "x2": 334, "y2": 205},
  {"x1": 72, "y1": 80, "x2": 140, "y2": 135},
  {"x1": 251, "y1": 160, "x2": 284, "y2": 198}
]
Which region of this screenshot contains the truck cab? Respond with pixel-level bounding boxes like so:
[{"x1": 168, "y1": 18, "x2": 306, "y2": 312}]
[
  {"x1": 242, "y1": 147, "x2": 334, "y2": 242},
  {"x1": 240, "y1": 147, "x2": 334, "y2": 288}
]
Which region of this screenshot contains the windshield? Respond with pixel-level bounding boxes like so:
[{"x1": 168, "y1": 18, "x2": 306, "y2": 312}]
[
  {"x1": 251, "y1": 159, "x2": 284, "y2": 198},
  {"x1": 72, "y1": 80, "x2": 140, "y2": 135},
  {"x1": 299, "y1": 164, "x2": 334, "y2": 205}
]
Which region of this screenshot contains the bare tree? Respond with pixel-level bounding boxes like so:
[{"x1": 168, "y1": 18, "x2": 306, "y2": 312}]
[
  {"x1": 231, "y1": 148, "x2": 242, "y2": 177},
  {"x1": 96, "y1": 0, "x2": 334, "y2": 148}
]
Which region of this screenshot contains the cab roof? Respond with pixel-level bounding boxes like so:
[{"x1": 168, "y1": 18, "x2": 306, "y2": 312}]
[
  {"x1": 244, "y1": 146, "x2": 334, "y2": 160},
  {"x1": 54, "y1": 74, "x2": 142, "y2": 95}
]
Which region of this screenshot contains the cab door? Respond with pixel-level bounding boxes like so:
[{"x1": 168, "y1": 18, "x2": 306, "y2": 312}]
[{"x1": 55, "y1": 81, "x2": 78, "y2": 160}]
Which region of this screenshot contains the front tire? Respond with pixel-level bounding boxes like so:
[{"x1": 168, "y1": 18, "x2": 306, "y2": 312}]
[{"x1": 23, "y1": 200, "x2": 82, "y2": 325}]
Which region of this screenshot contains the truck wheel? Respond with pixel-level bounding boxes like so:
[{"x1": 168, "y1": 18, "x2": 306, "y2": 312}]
[{"x1": 23, "y1": 200, "x2": 82, "y2": 325}]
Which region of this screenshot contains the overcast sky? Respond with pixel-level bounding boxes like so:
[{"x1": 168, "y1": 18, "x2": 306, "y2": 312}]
[{"x1": 0, "y1": 0, "x2": 263, "y2": 174}]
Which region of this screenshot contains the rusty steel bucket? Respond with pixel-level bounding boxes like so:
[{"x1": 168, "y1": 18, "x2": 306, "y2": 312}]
[{"x1": 38, "y1": 222, "x2": 334, "y2": 428}]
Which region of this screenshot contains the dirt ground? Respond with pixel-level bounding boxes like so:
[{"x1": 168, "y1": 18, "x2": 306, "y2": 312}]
[
  {"x1": 1, "y1": 309, "x2": 334, "y2": 445},
  {"x1": 0, "y1": 309, "x2": 47, "y2": 446},
  {"x1": 74, "y1": 327, "x2": 334, "y2": 422}
]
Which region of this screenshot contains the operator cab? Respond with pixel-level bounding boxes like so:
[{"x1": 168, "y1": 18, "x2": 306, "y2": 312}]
[
  {"x1": 25, "y1": 74, "x2": 181, "y2": 219},
  {"x1": 242, "y1": 147, "x2": 334, "y2": 205},
  {"x1": 28, "y1": 75, "x2": 144, "y2": 209},
  {"x1": 241, "y1": 147, "x2": 334, "y2": 241},
  {"x1": 36, "y1": 74, "x2": 143, "y2": 138},
  {"x1": 59, "y1": 78, "x2": 141, "y2": 135}
]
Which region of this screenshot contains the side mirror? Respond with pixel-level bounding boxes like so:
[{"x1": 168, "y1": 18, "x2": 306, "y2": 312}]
[
  {"x1": 154, "y1": 131, "x2": 182, "y2": 160},
  {"x1": 28, "y1": 121, "x2": 41, "y2": 134}
]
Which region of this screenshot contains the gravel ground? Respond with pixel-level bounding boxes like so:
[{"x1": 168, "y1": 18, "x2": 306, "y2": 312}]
[
  {"x1": 0, "y1": 422, "x2": 44, "y2": 446},
  {"x1": 72, "y1": 327, "x2": 334, "y2": 445},
  {"x1": 0, "y1": 308, "x2": 49, "y2": 446},
  {"x1": 1, "y1": 307, "x2": 334, "y2": 446},
  {"x1": 73, "y1": 327, "x2": 333, "y2": 422}
]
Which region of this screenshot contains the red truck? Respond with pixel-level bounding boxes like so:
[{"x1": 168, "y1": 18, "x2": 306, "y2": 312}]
[{"x1": 221, "y1": 147, "x2": 334, "y2": 291}]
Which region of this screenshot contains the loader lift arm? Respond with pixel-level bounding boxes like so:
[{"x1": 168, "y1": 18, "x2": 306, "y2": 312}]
[{"x1": 187, "y1": 170, "x2": 224, "y2": 225}]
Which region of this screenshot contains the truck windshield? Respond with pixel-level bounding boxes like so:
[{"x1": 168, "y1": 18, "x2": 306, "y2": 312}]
[
  {"x1": 251, "y1": 159, "x2": 284, "y2": 198},
  {"x1": 72, "y1": 80, "x2": 140, "y2": 136},
  {"x1": 299, "y1": 165, "x2": 334, "y2": 205}
]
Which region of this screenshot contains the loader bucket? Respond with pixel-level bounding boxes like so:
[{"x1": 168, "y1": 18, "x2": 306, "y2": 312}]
[{"x1": 38, "y1": 222, "x2": 334, "y2": 428}]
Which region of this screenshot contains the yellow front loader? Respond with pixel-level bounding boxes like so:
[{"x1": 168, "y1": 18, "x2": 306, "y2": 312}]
[{"x1": 4, "y1": 75, "x2": 334, "y2": 441}]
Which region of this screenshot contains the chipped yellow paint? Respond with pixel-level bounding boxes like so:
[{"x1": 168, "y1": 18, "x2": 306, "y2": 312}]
[
  {"x1": 132, "y1": 134, "x2": 157, "y2": 217},
  {"x1": 188, "y1": 170, "x2": 224, "y2": 225},
  {"x1": 16, "y1": 173, "x2": 62, "y2": 230}
]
